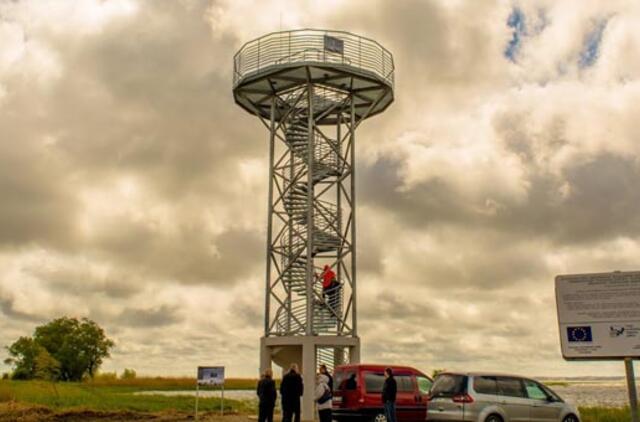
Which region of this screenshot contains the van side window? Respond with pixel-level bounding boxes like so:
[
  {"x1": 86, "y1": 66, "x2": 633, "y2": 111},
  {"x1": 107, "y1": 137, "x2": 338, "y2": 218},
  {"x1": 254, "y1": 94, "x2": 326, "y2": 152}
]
[
  {"x1": 416, "y1": 376, "x2": 433, "y2": 394},
  {"x1": 396, "y1": 375, "x2": 414, "y2": 392},
  {"x1": 523, "y1": 379, "x2": 547, "y2": 400},
  {"x1": 364, "y1": 372, "x2": 385, "y2": 393},
  {"x1": 496, "y1": 377, "x2": 525, "y2": 398},
  {"x1": 473, "y1": 376, "x2": 498, "y2": 395}
]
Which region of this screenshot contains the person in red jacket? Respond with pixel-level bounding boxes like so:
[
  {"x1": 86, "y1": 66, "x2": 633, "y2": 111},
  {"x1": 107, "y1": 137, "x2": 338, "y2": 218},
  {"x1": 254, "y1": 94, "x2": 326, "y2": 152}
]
[{"x1": 317, "y1": 265, "x2": 338, "y2": 309}]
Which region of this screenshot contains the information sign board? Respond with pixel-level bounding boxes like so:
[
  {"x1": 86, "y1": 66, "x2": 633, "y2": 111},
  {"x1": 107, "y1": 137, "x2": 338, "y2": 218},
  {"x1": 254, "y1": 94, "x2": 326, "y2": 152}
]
[{"x1": 555, "y1": 271, "x2": 640, "y2": 360}]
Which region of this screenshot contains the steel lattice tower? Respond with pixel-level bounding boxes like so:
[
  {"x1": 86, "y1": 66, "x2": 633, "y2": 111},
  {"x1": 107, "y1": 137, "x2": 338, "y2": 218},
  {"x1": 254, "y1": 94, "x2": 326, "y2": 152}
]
[{"x1": 232, "y1": 29, "x2": 394, "y2": 420}]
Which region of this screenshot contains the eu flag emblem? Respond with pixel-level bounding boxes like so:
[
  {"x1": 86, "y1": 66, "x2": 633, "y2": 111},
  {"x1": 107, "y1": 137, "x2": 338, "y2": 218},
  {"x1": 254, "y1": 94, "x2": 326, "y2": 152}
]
[{"x1": 567, "y1": 326, "x2": 593, "y2": 342}]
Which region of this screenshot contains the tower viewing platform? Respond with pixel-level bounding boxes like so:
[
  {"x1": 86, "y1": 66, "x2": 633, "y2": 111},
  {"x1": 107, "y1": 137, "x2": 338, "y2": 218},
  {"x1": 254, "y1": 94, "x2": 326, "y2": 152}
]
[{"x1": 233, "y1": 29, "x2": 394, "y2": 123}]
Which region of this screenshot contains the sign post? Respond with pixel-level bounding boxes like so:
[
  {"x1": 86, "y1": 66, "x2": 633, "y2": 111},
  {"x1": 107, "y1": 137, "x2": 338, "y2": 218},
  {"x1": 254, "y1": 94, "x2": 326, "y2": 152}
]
[
  {"x1": 555, "y1": 271, "x2": 640, "y2": 422},
  {"x1": 626, "y1": 358, "x2": 639, "y2": 422},
  {"x1": 195, "y1": 382, "x2": 200, "y2": 421},
  {"x1": 196, "y1": 366, "x2": 225, "y2": 420}
]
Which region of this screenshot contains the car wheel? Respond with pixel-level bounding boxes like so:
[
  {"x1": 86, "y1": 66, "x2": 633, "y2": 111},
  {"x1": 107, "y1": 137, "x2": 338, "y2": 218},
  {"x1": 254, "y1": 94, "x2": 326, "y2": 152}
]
[
  {"x1": 373, "y1": 413, "x2": 387, "y2": 422},
  {"x1": 485, "y1": 415, "x2": 503, "y2": 422},
  {"x1": 563, "y1": 415, "x2": 579, "y2": 422}
]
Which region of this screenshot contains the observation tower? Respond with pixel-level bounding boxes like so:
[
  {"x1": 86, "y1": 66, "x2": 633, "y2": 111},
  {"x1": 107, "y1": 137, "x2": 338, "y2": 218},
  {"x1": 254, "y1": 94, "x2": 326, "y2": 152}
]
[{"x1": 232, "y1": 29, "x2": 394, "y2": 419}]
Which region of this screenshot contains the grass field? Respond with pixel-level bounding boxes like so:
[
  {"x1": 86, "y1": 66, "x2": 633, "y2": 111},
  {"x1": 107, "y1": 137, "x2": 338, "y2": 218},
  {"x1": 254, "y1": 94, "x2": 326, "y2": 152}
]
[
  {"x1": 0, "y1": 379, "x2": 634, "y2": 422},
  {"x1": 579, "y1": 406, "x2": 633, "y2": 422},
  {"x1": 87, "y1": 375, "x2": 261, "y2": 391},
  {"x1": 0, "y1": 378, "x2": 257, "y2": 414}
]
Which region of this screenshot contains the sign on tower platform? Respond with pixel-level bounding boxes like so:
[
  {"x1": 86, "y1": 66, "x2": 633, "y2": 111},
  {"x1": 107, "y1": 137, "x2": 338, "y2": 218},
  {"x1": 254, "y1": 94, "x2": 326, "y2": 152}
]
[{"x1": 324, "y1": 35, "x2": 344, "y2": 54}]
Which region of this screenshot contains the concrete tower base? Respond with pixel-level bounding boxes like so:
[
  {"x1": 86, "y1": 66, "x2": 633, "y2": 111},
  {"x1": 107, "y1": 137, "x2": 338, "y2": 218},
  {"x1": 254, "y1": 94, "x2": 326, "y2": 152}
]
[{"x1": 260, "y1": 336, "x2": 361, "y2": 421}]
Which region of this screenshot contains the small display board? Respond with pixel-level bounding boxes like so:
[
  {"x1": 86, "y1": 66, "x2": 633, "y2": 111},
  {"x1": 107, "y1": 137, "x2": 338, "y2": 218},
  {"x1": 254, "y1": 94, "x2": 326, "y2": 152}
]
[
  {"x1": 324, "y1": 35, "x2": 344, "y2": 54},
  {"x1": 555, "y1": 271, "x2": 640, "y2": 360},
  {"x1": 197, "y1": 366, "x2": 225, "y2": 385}
]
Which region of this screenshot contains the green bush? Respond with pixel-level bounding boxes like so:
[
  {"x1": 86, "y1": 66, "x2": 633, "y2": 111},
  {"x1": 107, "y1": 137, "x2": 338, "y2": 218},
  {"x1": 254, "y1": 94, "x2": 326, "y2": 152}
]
[{"x1": 120, "y1": 369, "x2": 137, "y2": 380}]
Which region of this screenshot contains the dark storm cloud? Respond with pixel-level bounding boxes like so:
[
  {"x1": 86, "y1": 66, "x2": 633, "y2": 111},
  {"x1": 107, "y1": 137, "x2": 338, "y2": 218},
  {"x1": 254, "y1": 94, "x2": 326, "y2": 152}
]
[
  {"x1": 0, "y1": 290, "x2": 43, "y2": 322},
  {"x1": 0, "y1": 117, "x2": 79, "y2": 250},
  {"x1": 27, "y1": 266, "x2": 141, "y2": 299},
  {"x1": 228, "y1": 295, "x2": 262, "y2": 328},
  {"x1": 84, "y1": 222, "x2": 264, "y2": 285},
  {"x1": 116, "y1": 304, "x2": 182, "y2": 328},
  {"x1": 491, "y1": 155, "x2": 640, "y2": 245},
  {"x1": 360, "y1": 290, "x2": 439, "y2": 321},
  {"x1": 360, "y1": 142, "x2": 640, "y2": 252},
  {"x1": 38, "y1": 1, "x2": 257, "y2": 197},
  {"x1": 0, "y1": 0, "x2": 266, "y2": 285},
  {"x1": 359, "y1": 157, "x2": 471, "y2": 228}
]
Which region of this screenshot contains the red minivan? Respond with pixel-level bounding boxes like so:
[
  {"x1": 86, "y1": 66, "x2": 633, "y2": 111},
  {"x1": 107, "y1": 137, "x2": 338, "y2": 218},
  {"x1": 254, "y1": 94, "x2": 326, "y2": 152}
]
[{"x1": 332, "y1": 364, "x2": 433, "y2": 422}]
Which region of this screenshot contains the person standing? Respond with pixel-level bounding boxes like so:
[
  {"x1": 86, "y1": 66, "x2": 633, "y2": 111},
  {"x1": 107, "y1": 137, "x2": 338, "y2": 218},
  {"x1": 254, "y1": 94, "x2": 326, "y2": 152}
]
[
  {"x1": 280, "y1": 363, "x2": 303, "y2": 422},
  {"x1": 319, "y1": 364, "x2": 333, "y2": 392},
  {"x1": 317, "y1": 265, "x2": 338, "y2": 308},
  {"x1": 257, "y1": 368, "x2": 277, "y2": 422},
  {"x1": 315, "y1": 373, "x2": 333, "y2": 422},
  {"x1": 382, "y1": 367, "x2": 397, "y2": 422}
]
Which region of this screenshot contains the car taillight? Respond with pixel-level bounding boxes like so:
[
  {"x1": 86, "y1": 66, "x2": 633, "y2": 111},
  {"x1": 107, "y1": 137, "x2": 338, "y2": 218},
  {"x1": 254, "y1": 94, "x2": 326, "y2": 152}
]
[{"x1": 452, "y1": 394, "x2": 474, "y2": 403}]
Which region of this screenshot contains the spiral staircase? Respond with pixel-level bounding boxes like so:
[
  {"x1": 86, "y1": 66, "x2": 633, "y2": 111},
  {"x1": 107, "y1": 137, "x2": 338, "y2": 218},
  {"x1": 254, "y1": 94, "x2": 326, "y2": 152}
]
[{"x1": 274, "y1": 102, "x2": 344, "y2": 335}]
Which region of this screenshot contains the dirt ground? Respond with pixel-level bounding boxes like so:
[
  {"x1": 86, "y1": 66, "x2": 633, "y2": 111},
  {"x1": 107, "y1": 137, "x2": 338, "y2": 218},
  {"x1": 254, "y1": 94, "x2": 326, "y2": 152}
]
[{"x1": 0, "y1": 403, "x2": 259, "y2": 422}]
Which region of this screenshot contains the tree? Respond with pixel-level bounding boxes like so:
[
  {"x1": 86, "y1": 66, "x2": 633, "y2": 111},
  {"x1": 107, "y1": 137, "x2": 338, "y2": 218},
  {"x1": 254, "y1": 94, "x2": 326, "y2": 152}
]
[
  {"x1": 4, "y1": 336, "x2": 41, "y2": 379},
  {"x1": 431, "y1": 368, "x2": 446, "y2": 378},
  {"x1": 5, "y1": 317, "x2": 114, "y2": 381}
]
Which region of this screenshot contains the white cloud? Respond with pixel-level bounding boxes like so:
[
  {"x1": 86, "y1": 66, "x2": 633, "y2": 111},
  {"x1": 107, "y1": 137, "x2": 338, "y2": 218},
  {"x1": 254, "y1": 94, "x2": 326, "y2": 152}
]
[{"x1": 1, "y1": 0, "x2": 640, "y2": 379}]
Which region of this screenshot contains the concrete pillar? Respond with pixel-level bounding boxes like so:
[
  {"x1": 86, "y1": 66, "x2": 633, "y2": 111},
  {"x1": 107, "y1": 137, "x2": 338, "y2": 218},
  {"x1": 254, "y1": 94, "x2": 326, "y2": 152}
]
[
  {"x1": 349, "y1": 344, "x2": 360, "y2": 363},
  {"x1": 260, "y1": 337, "x2": 271, "y2": 376},
  {"x1": 334, "y1": 347, "x2": 344, "y2": 367},
  {"x1": 301, "y1": 341, "x2": 316, "y2": 421}
]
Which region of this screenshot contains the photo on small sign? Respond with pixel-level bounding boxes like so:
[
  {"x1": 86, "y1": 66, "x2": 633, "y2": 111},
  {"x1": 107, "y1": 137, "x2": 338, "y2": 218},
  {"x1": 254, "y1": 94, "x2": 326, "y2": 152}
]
[{"x1": 197, "y1": 366, "x2": 225, "y2": 385}]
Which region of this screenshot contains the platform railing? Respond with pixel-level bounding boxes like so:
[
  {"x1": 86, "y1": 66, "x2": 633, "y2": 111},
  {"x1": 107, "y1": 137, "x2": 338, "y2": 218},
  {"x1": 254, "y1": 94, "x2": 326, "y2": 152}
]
[{"x1": 233, "y1": 29, "x2": 394, "y2": 88}]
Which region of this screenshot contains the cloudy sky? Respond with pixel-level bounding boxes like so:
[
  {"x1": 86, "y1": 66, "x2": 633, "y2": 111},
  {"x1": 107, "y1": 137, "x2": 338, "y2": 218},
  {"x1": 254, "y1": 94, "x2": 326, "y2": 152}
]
[{"x1": 1, "y1": 0, "x2": 639, "y2": 378}]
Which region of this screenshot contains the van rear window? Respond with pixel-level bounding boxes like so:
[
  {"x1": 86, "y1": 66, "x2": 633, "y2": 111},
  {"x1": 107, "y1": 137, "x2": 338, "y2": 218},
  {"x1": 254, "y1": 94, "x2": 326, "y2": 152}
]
[
  {"x1": 430, "y1": 374, "x2": 467, "y2": 398},
  {"x1": 335, "y1": 371, "x2": 358, "y2": 391}
]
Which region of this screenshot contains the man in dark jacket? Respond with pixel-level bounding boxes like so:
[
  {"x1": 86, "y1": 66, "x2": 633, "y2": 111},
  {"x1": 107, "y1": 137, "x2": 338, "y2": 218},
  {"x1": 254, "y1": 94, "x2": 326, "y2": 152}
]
[
  {"x1": 257, "y1": 368, "x2": 277, "y2": 422},
  {"x1": 280, "y1": 363, "x2": 304, "y2": 422},
  {"x1": 381, "y1": 367, "x2": 397, "y2": 422}
]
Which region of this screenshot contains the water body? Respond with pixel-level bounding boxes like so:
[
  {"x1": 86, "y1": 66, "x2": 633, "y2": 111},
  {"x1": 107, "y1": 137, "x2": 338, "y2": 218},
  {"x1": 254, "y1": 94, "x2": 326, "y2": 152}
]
[
  {"x1": 552, "y1": 381, "x2": 638, "y2": 408},
  {"x1": 135, "y1": 389, "x2": 258, "y2": 401},
  {"x1": 136, "y1": 383, "x2": 639, "y2": 408}
]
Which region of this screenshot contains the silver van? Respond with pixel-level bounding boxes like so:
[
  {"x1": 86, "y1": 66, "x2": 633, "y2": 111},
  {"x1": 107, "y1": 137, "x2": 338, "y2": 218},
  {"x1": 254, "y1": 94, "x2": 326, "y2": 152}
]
[{"x1": 427, "y1": 372, "x2": 579, "y2": 422}]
